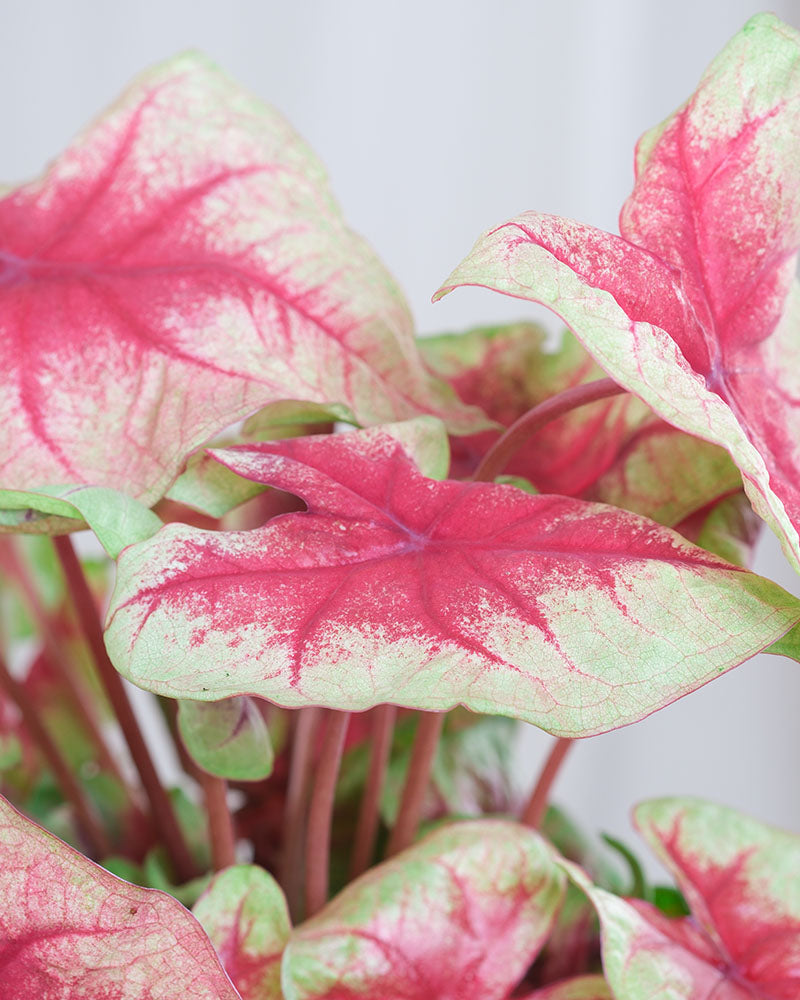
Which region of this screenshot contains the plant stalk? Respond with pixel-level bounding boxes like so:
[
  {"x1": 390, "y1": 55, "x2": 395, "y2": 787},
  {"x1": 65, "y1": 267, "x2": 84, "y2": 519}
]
[
  {"x1": 198, "y1": 771, "x2": 237, "y2": 871},
  {"x1": 386, "y1": 711, "x2": 444, "y2": 857},
  {"x1": 520, "y1": 737, "x2": 574, "y2": 829},
  {"x1": 350, "y1": 704, "x2": 397, "y2": 878},
  {"x1": 1, "y1": 538, "x2": 129, "y2": 789},
  {"x1": 305, "y1": 710, "x2": 350, "y2": 917},
  {"x1": 473, "y1": 377, "x2": 624, "y2": 482},
  {"x1": 52, "y1": 535, "x2": 196, "y2": 883},
  {"x1": 0, "y1": 653, "x2": 111, "y2": 858},
  {"x1": 282, "y1": 706, "x2": 321, "y2": 919}
]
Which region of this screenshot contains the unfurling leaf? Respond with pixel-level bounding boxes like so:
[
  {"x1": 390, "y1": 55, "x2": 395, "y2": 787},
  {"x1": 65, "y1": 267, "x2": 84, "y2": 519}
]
[
  {"x1": 0, "y1": 793, "x2": 239, "y2": 998},
  {"x1": 0, "y1": 53, "x2": 482, "y2": 507},
  {"x1": 193, "y1": 865, "x2": 289, "y2": 1000},
  {"x1": 436, "y1": 14, "x2": 800, "y2": 570},
  {"x1": 281, "y1": 820, "x2": 565, "y2": 1000},
  {"x1": 106, "y1": 427, "x2": 800, "y2": 736},
  {"x1": 178, "y1": 696, "x2": 273, "y2": 781}
]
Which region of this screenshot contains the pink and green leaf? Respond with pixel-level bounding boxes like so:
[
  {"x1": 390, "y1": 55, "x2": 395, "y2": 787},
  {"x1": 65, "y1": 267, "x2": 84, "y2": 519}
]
[
  {"x1": 178, "y1": 696, "x2": 274, "y2": 781},
  {"x1": 0, "y1": 792, "x2": 240, "y2": 998},
  {"x1": 0, "y1": 53, "x2": 482, "y2": 507},
  {"x1": 281, "y1": 819, "x2": 565, "y2": 1000},
  {"x1": 435, "y1": 14, "x2": 800, "y2": 570},
  {"x1": 106, "y1": 427, "x2": 800, "y2": 736},
  {"x1": 168, "y1": 415, "x2": 450, "y2": 519},
  {"x1": 562, "y1": 798, "x2": 800, "y2": 999},
  {"x1": 633, "y1": 797, "x2": 800, "y2": 998},
  {"x1": 193, "y1": 865, "x2": 290, "y2": 1000}
]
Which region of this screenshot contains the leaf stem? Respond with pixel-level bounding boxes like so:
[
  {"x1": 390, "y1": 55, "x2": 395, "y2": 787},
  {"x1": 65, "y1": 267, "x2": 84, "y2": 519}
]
[
  {"x1": 0, "y1": 652, "x2": 111, "y2": 858},
  {"x1": 158, "y1": 698, "x2": 236, "y2": 872},
  {"x1": 1, "y1": 539, "x2": 131, "y2": 791},
  {"x1": 52, "y1": 535, "x2": 196, "y2": 883},
  {"x1": 350, "y1": 704, "x2": 397, "y2": 878},
  {"x1": 305, "y1": 710, "x2": 350, "y2": 917},
  {"x1": 282, "y1": 706, "x2": 321, "y2": 919},
  {"x1": 520, "y1": 737, "x2": 574, "y2": 829},
  {"x1": 473, "y1": 377, "x2": 624, "y2": 482},
  {"x1": 386, "y1": 711, "x2": 444, "y2": 856},
  {"x1": 198, "y1": 771, "x2": 237, "y2": 871}
]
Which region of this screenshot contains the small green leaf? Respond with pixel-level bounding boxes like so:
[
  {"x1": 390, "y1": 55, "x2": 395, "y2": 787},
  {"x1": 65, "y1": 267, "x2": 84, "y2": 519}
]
[
  {"x1": 0, "y1": 485, "x2": 161, "y2": 558},
  {"x1": 651, "y1": 886, "x2": 690, "y2": 918},
  {"x1": 178, "y1": 696, "x2": 274, "y2": 781}
]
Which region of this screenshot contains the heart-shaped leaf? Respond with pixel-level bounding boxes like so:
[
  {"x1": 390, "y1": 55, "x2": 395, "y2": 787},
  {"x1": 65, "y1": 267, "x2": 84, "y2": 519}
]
[
  {"x1": 0, "y1": 792, "x2": 240, "y2": 998},
  {"x1": 565, "y1": 798, "x2": 800, "y2": 999},
  {"x1": 435, "y1": 14, "x2": 800, "y2": 569},
  {"x1": 193, "y1": 865, "x2": 290, "y2": 1000},
  {"x1": 105, "y1": 427, "x2": 800, "y2": 736},
  {"x1": 0, "y1": 485, "x2": 161, "y2": 557},
  {"x1": 281, "y1": 819, "x2": 565, "y2": 1000},
  {"x1": 178, "y1": 696, "x2": 273, "y2": 781},
  {"x1": 421, "y1": 323, "x2": 742, "y2": 529},
  {"x1": 0, "y1": 53, "x2": 482, "y2": 508}
]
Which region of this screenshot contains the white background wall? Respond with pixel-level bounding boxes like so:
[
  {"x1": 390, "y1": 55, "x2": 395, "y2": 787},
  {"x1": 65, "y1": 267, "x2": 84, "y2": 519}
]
[{"x1": 2, "y1": 1, "x2": 800, "y2": 864}]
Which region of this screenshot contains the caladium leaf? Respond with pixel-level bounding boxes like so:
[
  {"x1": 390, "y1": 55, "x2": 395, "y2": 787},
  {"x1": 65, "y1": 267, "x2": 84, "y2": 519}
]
[
  {"x1": 0, "y1": 793, "x2": 240, "y2": 998},
  {"x1": 193, "y1": 865, "x2": 290, "y2": 1000},
  {"x1": 281, "y1": 819, "x2": 565, "y2": 1000},
  {"x1": 564, "y1": 799, "x2": 800, "y2": 999},
  {"x1": 178, "y1": 696, "x2": 273, "y2": 781},
  {"x1": 106, "y1": 427, "x2": 800, "y2": 736},
  {"x1": 0, "y1": 53, "x2": 482, "y2": 508},
  {"x1": 0, "y1": 485, "x2": 161, "y2": 557},
  {"x1": 421, "y1": 323, "x2": 742, "y2": 529},
  {"x1": 435, "y1": 14, "x2": 800, "y2": 569},
  {"x1": 633, "y1": 797, "x2": 800, "y2": 998},
  {"x1": 519, "y1": 975, "x2": 613, "y2": 999}
]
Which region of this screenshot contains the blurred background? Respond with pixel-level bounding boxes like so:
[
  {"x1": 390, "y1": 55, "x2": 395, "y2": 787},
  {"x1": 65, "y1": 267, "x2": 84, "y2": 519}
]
[{"x1": 2, "y1": 0, "x2": 800, "y2": 867}]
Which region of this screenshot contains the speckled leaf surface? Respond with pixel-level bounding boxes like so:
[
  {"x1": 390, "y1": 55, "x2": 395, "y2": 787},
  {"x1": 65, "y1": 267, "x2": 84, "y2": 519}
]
[
  {"x1": 193, "y1": 865, "x2": 289, "y2": 1000},
  {"x1": 178, "y1": 696, "x2": 273, "y2": 781},
  {"x1": 0, "y1": 793, "x2": 240, "y2": 999},
  {"x1": 281, "y1": 820, "x2": 565, "y2": 1000},
  {"x1": 435, "y1": 14, "x2": 800, "y2": 569},
  {"x1": 421, "y1": 323, "x2": 741, "y2": 529},
  {"x1": 106, "y1": 427, "x2": 800, "y2": 736},
  {"x1": 0, "y1": 54, "x2": 480, "y2": 506},
  {"x1": 168, "y1": 415, "x2": 450, "y2": 519}
]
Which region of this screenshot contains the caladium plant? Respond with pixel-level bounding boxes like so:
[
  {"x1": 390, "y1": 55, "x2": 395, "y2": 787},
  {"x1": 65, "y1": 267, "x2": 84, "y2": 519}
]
[{"x1": 1, "y1": 11, "x2": 800, "y2": 999}]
